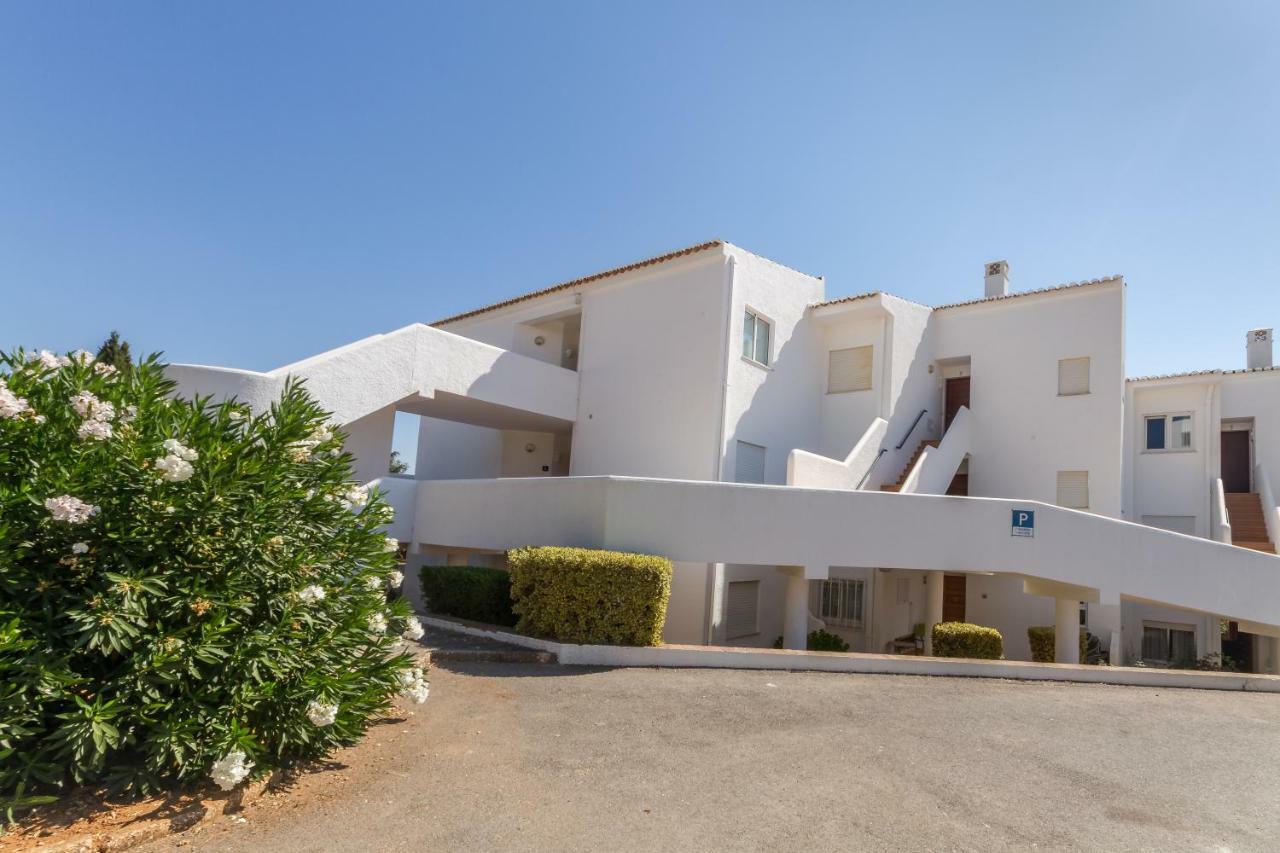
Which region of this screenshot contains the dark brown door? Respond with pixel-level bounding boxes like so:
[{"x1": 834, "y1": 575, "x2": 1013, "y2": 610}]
[
  {"x1": 943, "y1": 574, "x2": 966, "y2": 623},
  {"x1": 1221, "y1": 431, "x2": 1251, "y2": 493},
  {"x1": 944, "y1": 377, "x2": 970, "y2": 430}
]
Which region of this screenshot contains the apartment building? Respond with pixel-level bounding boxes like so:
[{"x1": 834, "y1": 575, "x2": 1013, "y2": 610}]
[{"x1": 169, "y1": 241, "x2": 1280, "y2": 671}]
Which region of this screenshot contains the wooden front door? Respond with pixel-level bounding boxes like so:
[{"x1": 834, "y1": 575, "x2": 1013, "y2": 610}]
[
  {"x1": 1221, "y1": 431, "x2": 1251, "y2": 493},
  {"x1": 944, "y1": 377, "x2": 970, "y2": 430},
  {"x1": 943, "y1": 574, "x2": 966, "y2": 623}
]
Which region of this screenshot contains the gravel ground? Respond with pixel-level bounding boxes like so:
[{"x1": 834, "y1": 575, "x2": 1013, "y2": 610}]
[{"x1": 140, "y1": 662, "x2": 1280, "y2": 853}]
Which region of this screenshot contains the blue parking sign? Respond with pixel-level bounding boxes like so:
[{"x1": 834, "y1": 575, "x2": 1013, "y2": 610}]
[{"x1": 1012, "y1": 509, "x2": 1035, "y2": 537}]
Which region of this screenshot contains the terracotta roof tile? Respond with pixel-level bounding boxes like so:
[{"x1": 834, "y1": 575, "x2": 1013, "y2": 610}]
[
  {"x1": 1128, "y1": 365, "x2": 1280, "y2": 383},
  {"x1": 811, "y1": 276, "x2": 1123, "y2": 314},
  {"x1": 433, "y1": 240, "x2": 724, "y2": 326}
]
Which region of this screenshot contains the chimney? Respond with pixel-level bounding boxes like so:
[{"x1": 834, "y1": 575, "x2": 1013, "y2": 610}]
[
  {"x1": 1247, "y1": 328, "x2": 1274, "y2": 370},
  {"x1": 984, "y1": 260, "x2": 1009, "y2": 298}
]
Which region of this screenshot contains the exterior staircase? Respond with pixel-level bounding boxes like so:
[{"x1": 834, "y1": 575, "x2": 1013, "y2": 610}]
[
  {"x1": 1226, "y1": 493, "x2": 1276, "y2": 554},
  {"x1": 880, "y1": 440, "x2": 939, "y2": 493}
]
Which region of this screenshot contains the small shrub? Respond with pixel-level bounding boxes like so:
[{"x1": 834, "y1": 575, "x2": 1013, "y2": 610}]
[
  {"x1": 931, "y1": 622, "x2": 1003, "y2": 659},
  {"x1": 0, "y1": 350, "x2": 424, "y2": 805},
  {"x1": 1028, "y1": 626, "x2": 1090, "y2": 663},
  {"x1": 419, "y1": 565, "x2": 516, "y2": 627},
  {"x1": 770, "y1": 630, "x2": 852, "y2": 652},
  {"x1": 806, "y1": 629, "x2": 850, "y2": 652},
  {"x1": 507, "y1": 546, "x2": 671, "y2": 646}
]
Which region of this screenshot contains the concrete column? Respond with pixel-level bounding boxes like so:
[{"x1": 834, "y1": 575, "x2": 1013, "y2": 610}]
[
  {"x1": 1205, "y1": 616, "x2": 1223, "y2": 659},
  {"x1": 782, "y1": 568, "x2": 810, "y2": 651},
  {"x1": 924, "y1": 571, "x2": 944, "y2": 656},
  {"x1": 1055, "y1": 597, "x2": 1080, "y2": 664}
]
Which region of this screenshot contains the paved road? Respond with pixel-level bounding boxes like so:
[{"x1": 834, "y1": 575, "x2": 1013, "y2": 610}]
[{"x1": 146, "y1": 663, "x2": 1280, "y2": 852}]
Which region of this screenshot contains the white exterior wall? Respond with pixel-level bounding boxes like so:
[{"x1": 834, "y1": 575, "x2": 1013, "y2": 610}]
[
  {"x1": 1220, "y1": 371, "x2": 1280, "y2": 488},
  {"x1": 1127, "y1": 381, "x2": 1214, "y2": 536},
  {"x1": 571, "y1": 254, "x2": 729, "y2": 480},
  {"x1": 930, "y1": 283, "x2": 1126, "y2": 516},
  {"x1": 720, "y1": 247, "x2": 826, "y2": 484}
]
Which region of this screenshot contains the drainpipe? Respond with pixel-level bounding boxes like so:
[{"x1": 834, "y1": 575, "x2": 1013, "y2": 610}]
[{"x1": 1204, "y1": 381, "x2": 1217, "y2": 533}]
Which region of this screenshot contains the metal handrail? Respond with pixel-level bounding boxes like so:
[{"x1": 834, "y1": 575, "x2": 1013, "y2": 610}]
[
  {"x1": 895, "y1": 408, "x2": 929, "y2": 451},
  {"x1": 856, "y1": 409, "x2": 928, "y2": 489}
]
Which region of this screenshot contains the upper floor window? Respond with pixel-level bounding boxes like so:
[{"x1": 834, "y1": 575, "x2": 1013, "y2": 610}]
[
  {"x1": 1144, "y1": 414, "x2": 1193, "y2": 452},
  {"x1": 742, "y1": 308, "x2": 771, "y2": 367},
  {"x1": 1057, "y1": 357, "x2": 1090, "y2": 396},
  {"x1": 828, "y1": 346, "x2": 873, "y2": 393},
  {"x1": 1056, "y1": 470, "x2": 1089, "y2": 509}
]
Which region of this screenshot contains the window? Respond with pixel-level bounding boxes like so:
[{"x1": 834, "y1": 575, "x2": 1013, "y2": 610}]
[
  {"x1": 734, "y1": 441, "x2": 766, "y2": 484},
  {"x1": 1056, "y1": 470, "x2": 1089, "y2": 509},
  {"x1": 1141, "y1": 621, "x2": 1196, "y2": 666},
  {"x1": 725, "y1": 580, "x2": 760, "y2": 639},
  {"x1": 828, "y1": 346, "x2": 873, "y2": 393},
  {"x1": 1144, "y1": 414, "x2": 1193, "y2": 451},
  {"x1": 815, "y1": 578, "x2": 864, "y2": 628},
  {"x1": 1057, "y1": 357, "x2": 1090, "y2": 396},
  {"x1": 742, "y1": 308, "x2": 771, "y2": 367}
]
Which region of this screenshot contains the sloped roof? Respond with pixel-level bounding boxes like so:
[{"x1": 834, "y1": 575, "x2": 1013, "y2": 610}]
[
  {"x1": 1128, "y1": 365, "x2": 1280, "y2": 383},
  {"x1": 810, "y1": 276, "x2": 1123, "y2": 314},
  {"x1": 432, "y1": 240, "x2": 724, "y2": 326}
]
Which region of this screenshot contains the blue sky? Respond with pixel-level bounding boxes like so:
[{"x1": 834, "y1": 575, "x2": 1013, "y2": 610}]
[{"x1": 2, "y1": 1, "x2": 1277, "y2": 384}]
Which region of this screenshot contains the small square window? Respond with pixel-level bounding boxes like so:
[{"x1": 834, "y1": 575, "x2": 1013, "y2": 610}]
[
  {"x1": 828, "y1": 346, "x2": 873, "y2": 393},
  {"x1": 1144, "y1": 414, "x2": 1193, "y2": 452},
  {"x1": 742, "y1": 308, "x2": 771, "y2": 367},
  {"x1": 1058, "y1": 357, "x2": 1090, "y2": 396},
  {"x1": 1056, "y1": 470, "x2": 1089, "y2": 509}
]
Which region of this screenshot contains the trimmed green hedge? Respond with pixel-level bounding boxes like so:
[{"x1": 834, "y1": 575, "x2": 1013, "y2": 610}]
[
  {"x1": 507, "y1": 546, "x2": 671, "y2": 646},
  {"x1": 1027, "y1": 626, "x2": 1088, "y2": 663},
  {"x1": 931, "y1": 622, "x2": 1004, "y2": 659},
  {"x1": 771, "y1": 629, "x2": 852, "y2": 652},
  {"x1": 419, "y1": 565, "x2": 516, "y2": 627}
]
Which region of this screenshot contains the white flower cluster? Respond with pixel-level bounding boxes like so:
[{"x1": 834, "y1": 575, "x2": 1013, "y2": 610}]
[
  {"x1": 306, "y1": 700, "x2": 339, "y2": 727},
  {"x1": 34, "y1": 349, "x2": 70, "y2": 370},
  {"x1": 398, "y1": 667, "x2": 430, "y2": 704},
  {"x1": 70, "y1": 391, "x2": 116, "y2": 441},
  {"x1": 72, "y1": 542, "x2": 89, "y2": 554},
  {"x1": 44, "y1": 494, "x2": 99, "y2": 524},
  {"x1": 384, "y1": 537, "x2": 399, "y2": 552},
  {"x1": 298, "y1": 584, "x2": 326, "y2": 603},
  {"x1": 210, "y1": 749, "x2": 254, "y2": 791},
  {"x1": 367, "y1": 611, "x2": 388, "y2": 635},
  {"x1": 70, "y1": 350, "x2": 93, "y2": 365},
  {"x1": 93, "y1": 362, "x2": 117, "y2": 376},
  {"x1": 0, "y1": 378, "x2": 30, "y2": 419},
  {"x1": 286, "y1": 423, "x2": 335, "y2": 462},
  {"x1": 339, "y1": 484, "x2": 368, "y2": 510},
  {"x1": 402, "y1": 615, "x2": 425, "y2": 642},
  {"x1": 387, "y1": 570, "x2": 404, "y2": 589},
  {"x1": 156, "y1": 438, "x2": 199, "y2": 483}
]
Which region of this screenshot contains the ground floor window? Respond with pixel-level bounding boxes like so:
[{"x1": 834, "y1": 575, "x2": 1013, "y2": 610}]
[
  {"x1": 725, "y1": 580, "x2": 760, "y2": 639},
  {"x1": 1141, "y1": 621, "x2": 1196, "y2": 666},
  {"x1": 815, "y1": 578, "x2": 864, "y2": 629}
]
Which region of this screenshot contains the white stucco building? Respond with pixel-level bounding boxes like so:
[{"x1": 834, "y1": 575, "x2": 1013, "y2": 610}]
[{"x1": 168, "y1": 241, "x2": 1280, "y2": 671}]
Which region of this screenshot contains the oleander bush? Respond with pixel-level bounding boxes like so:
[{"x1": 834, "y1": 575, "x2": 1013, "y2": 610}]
[
  {"x1": 507, "y1": 546, "x2": 671, "y2": 646},
  {"x1": 772, "y1": 629, "x2": 852, "y2": 652},
  {"x1": 419, "y1": 565, "x2": 516, "y2": 627},
  {"x1": 0, "y1": 348, "x2": 429, "y2": 809},
  {"x1": 1027, "y1": 626, "x2": 1089, "y2": 664},
  {"x1": 930, "y1": 622, "x2": 1004, "y2": 660}
]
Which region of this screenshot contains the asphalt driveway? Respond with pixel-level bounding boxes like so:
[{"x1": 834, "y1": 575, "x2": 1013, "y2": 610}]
[{"x1": 144, "y1": 662, "x2": 1280, "y2": 852}]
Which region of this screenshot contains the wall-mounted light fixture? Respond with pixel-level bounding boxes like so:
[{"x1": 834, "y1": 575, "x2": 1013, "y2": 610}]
[
  {"x1": 533, "y1": 336, "x2": 546, "y2": 346},
  {"x1": 524, "y1": 442, "x2": 537, "y2": 454}
]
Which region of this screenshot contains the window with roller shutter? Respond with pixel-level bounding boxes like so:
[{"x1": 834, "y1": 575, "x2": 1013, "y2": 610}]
[
  {"x1": 725, "y1": 580, "x2": 760, "y2": 639},
  {"x1": 828, "y1": 346, "x2": 873, "y2": 393},
  {"x1": 1057, "y1": 357, "x2": 1090, "y2": 396},
  {"x1": 1056, "y1": 470, "x2": 1089, "y2": 509}
]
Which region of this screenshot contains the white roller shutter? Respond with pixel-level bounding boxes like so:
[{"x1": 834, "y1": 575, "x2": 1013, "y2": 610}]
[
  {"x1": 828, "y1": 346, "x2": 874, "y2": 393},
  {"x1": 735, "y1": 441, "x2": 767, "y2": 484},
  {"x1": 725, "y1": 580, "x2": 760, "y2": 639},
  {"x1": 1056, "y1": 470, "x2": 1090, "y2": 509},
  {"x1": 1058, "y1": 357, "x2": 1090, "y2": 396}
]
